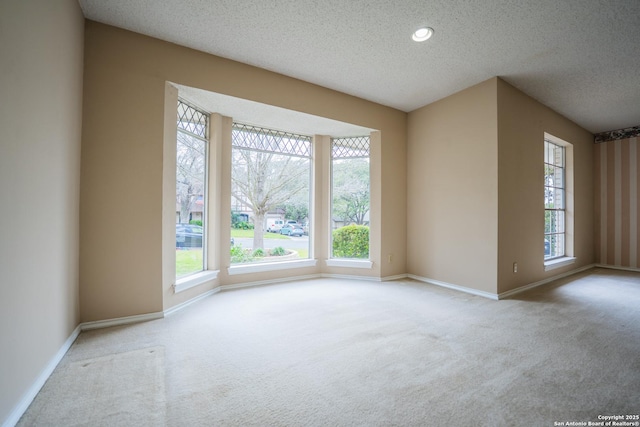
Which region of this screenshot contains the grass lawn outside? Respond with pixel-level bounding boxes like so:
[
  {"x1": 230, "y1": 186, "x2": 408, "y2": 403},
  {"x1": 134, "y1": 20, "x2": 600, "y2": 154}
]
[
  {"x1": 177, "y1": 237, "x2": 308, "y2": 276},
  {"x1": 176, "y1": 249, "x2": 203, "y2": 277},
  {"x1": 294, "y1": 249, "x2": 309, "y2": 259}
]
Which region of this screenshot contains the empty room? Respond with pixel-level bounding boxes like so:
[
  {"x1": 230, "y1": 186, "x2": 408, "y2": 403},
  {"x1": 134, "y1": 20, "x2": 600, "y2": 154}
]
[{"x1": 1, "y1": 0, "x2": 639, "y2": 426}]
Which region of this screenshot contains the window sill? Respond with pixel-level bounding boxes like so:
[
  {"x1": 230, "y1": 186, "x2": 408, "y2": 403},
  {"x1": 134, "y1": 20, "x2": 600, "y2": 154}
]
[
  {"x1": 544, "y1": 257, "x2": 576, "y2": 271},
  {"x1": 174, "y1": 270, "x2": 219, "y2": 293},
  {"x1": 325, "y1": 259, "x2": 373, "y2": 269},
  {"x1": 228, "y1": 259, "x2": 317, "y2": 276}
]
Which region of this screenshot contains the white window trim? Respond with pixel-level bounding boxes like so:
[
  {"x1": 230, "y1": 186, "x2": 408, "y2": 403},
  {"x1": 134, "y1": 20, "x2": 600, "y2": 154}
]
[
  {"x1": 325, "y1": 259, "x2": 373, "y2": 269},
  {"x1": 544, "y1": 256, "x2": 576, "y2": 271},
  {"x1": 174, "y1": 269, "x2": 219, "y2": 293},
  {"x1": 229, "y1": 123, "x2": 313, "y2": 272},
  {"x1": 228, "y1": 259, "x2": 317, "y2": 275},
  {"x1": 176, "y1": 100, "x2": 210, "y2": 280},
  {"x1": 544, "y1": 132, "x2": 574, "y2": 266},
  {"x1": 329, "y1": 136, "x2": 372, "y2": 263}
]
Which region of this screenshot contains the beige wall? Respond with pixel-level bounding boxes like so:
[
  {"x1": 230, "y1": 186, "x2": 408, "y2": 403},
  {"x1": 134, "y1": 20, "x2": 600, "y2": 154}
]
[
  {"x1": 496, "y1": 78, "x2": 594, "y2": 293},
  {"x1": 594, "y1": 137, "x2": 639, "y2": 268},
  {"x1": 407, "y1": 77, "x2": 594, "y2": 296},
  {"x1": 407, "y1": 78, "x2": 499, "y2": 294},
  {"x1": 0, "y1": 0, "x2": 84, "y2": 423},
  {"x1": 81, "y1": 21, "x2": 407, "y2": 319}
]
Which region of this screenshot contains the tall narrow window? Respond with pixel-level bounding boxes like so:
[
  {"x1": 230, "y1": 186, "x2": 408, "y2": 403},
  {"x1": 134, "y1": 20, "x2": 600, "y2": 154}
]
[
  {"x1": 230, "y1": 123, "x2": 311, "y2": 264},
  {"x1": 176, "y1": 100, "x2": 208, "y2": 278},
  {"x1": 331, "y1": 136, "x2": 370, "y2": 259},
  {"x1": 544, "y1": 139, "x2": 566, "y2": 260}
]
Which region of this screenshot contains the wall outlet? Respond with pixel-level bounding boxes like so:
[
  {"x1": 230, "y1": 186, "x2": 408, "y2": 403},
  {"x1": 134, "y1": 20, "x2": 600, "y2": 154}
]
[{"x1": 513, "y1": 262, "x2": 518, "y2": 273}]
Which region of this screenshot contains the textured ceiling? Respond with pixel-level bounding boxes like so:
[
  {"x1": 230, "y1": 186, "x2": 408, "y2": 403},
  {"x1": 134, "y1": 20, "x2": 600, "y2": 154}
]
[{"x1": 79, "y1": 0, "x2": 640, "y2": 133}]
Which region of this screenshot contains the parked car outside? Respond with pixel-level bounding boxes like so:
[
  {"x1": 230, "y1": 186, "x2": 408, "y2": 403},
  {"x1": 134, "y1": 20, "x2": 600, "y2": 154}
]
[
  {"x1": 267, "y1": 219, "x2": 284, "y2": 232},
  {"x1": 176, "y1": 224, "x2": 202, "y2": 248},
  {"x1": 280, "y1": 224, "x2": 304, "y2": 236},
  {"x1": 176, "y1": 224, "x2": 234, "y2": 247}
]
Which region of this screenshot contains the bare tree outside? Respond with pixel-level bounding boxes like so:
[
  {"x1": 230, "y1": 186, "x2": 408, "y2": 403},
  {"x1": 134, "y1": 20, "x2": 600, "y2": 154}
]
[
  {"x1": 332, "y1": 158, "x2": 370, "y2": 225},
  {"x1": 175, "y1": 100, "x2": 208, "y2": 278},
  {"x1": 231, "y1": 124, "x2": 311, "y2": 252},
  {"x1": 281, "y1": 199, "x2": 309, "y2": 224},
  {"x1": 176, "y1": 131, "x2": 205, "y2": 224}
]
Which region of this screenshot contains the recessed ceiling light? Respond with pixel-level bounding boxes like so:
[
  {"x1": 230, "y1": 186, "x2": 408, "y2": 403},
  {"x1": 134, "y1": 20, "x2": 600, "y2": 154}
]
[{"x1": 412, "y1": 27, "x2": 434, "y2": 42}]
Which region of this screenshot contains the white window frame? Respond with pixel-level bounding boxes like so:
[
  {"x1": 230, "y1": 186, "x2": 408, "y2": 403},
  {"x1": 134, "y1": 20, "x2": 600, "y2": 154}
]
[
  {"x1": 329, "y1": 136, "x2": 371, "y2": 267},
  {"x1": 228, "y1": 123, "x2": 313, "y2": 268},
  {"x1": 544, "y1": 133, "x2": 575, "y2": 271},
  {"x1": 175, "y1": 99, "x2": 209, "y2": 280}
]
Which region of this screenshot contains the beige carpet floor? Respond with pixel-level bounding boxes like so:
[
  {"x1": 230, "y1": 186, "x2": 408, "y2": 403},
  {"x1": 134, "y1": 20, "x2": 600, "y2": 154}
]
[{"x1": 18, "y1": 268, "x2": 640, "y2": 426}]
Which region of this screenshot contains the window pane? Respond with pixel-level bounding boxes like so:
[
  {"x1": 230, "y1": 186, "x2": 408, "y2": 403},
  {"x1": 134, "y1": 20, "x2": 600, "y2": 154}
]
[
  {"x1": 553, "y1": 166, "x2": 564, "y2": 188},
  {"x1": 331, "y1": 137, "x2": 370, "y2": 259},
  {"x1": 543, "y1": 138, "x2": 566, "y2": 260},
  {"x1": 176, "y1": 102, "x2": 207, "y2": 278},
  {"x1": 230, "y1": 124, "x2": 311, "y2": 265},
  {"x1": 545, "y1": 188, "x2": 555, "y2": 209},
  {"x1": 545, "y1": 188, "x2": 564, "y2": 209},
  {"x1": 544, "y1": 165, "x2": 554, "y2": 187},
  {"x1": 545, "y1": 233, "x2": 565, "y2": 259},
  {"x1": 548, "y1": 143, "x2": 561, "y2": 166},
  {"x1": 545, "y1": 210, "x2": 565, "y2": 234}
]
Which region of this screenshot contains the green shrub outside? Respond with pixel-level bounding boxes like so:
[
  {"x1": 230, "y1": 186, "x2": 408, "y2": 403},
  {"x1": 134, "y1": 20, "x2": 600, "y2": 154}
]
[
  {"x1": 231, "y1": 211, "x2": 242, "y2": 227},
  {"x1": 233, "y1": 221, "x2": 254, "y2": 230},
  {"x1": 332, "y1": 225, "x2": 369, "y2": 258},
  {"x1": 230, "y1": 244, "x2": 254, "y2": 263},
  {"x1": 270, "y1": 246, "x2": 286, "y2": 256},
  {"x1": 231, "y1": 244, "x2": 294, "y2": 263},
  {"x1": 189, "y1": 220, "x2": 203, "y2": 226}
]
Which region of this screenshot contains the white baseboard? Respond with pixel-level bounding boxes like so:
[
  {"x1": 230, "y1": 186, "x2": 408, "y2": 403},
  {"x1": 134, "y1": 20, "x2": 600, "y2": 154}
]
[
  {"x1": 595, "y1": 264, "x2": 640, "y2": 273},
  {"x1": 381, "y1": 274, "x2": 409, "y2": 281},
  {"x1": 320, "y1": 273, "x2": 408, "y2": 282},
  {"x1": 80, "y1": 311, "x2": 164, "y2": 331},
  {"x1": 319, "y1": 273, "x2": 382, "y2": 282},
  {"x1": 164, "y1": 288, "x2": 220, "y2": 316},
  {"x1": 408, "y1": 264, "x2": 599, "y2": 301},
  {"x1": 407, "y1": 274, "x2": 499, "y2": 300},
  {"x1": 222, "y1": 272, "x2": 407, "y2": 288},
  {"x1": 498, "y1": 263, "x2": 595, "y2": 299},
  {"x1": 3, "y1": 325, "x2": 81, "y2": 427},
  {"x1": 221, "y1": 274, "x2": 322, "y2": 291},
  {"x1": 166, "y1": 272, "x2": 408, "y2": 317}
]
